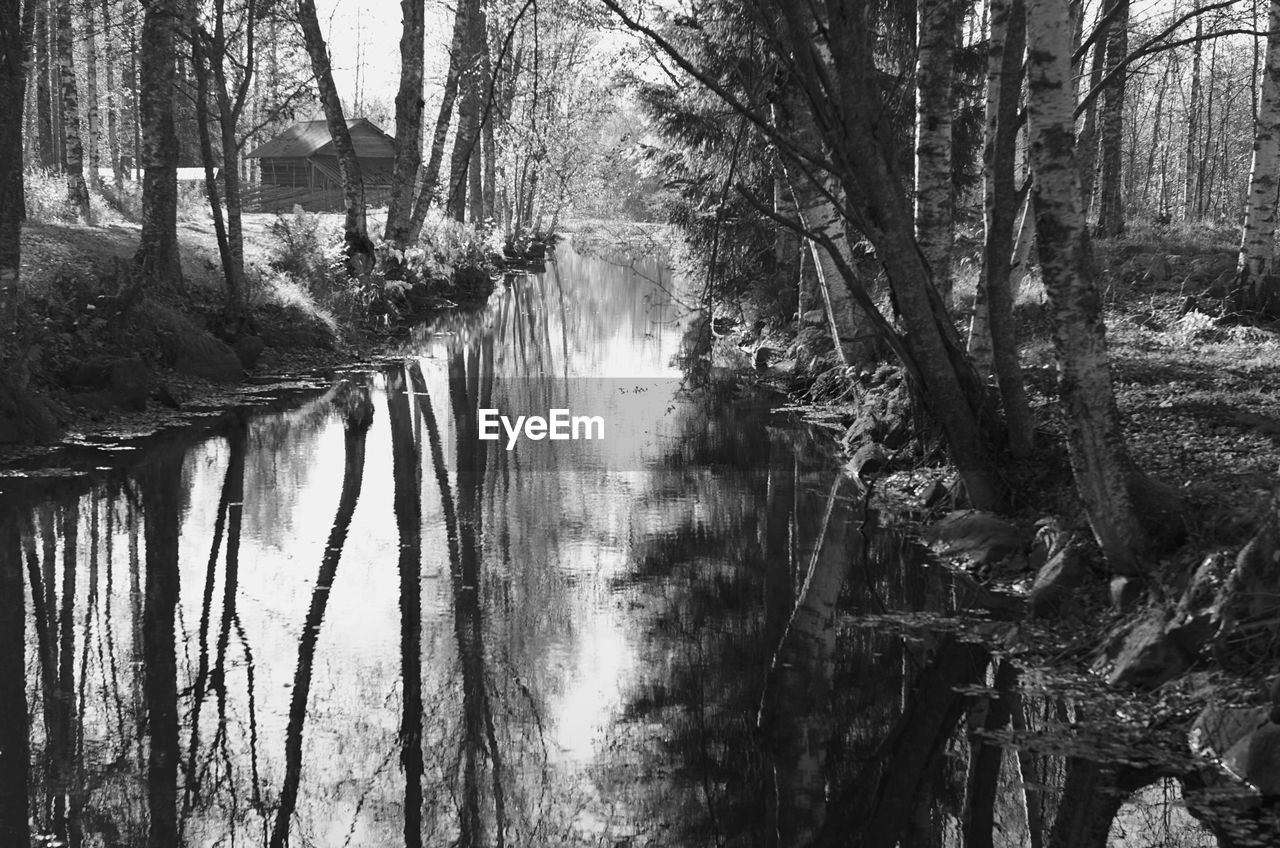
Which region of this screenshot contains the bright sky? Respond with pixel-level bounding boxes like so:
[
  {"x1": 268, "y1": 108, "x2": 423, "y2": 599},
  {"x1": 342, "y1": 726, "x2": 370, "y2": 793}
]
[{"x1": 316, "y1": 0, "x2": 453, "y2": 111}]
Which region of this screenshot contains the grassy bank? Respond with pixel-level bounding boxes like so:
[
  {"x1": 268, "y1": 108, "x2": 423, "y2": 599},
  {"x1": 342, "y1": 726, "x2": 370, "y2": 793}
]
[{"x1": 1, "y1": 177, "x2": 504, "y2": 454}]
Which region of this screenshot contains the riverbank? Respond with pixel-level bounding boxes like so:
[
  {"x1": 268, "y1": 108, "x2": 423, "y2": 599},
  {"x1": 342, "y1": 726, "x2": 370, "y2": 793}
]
[
  {"x1": 0, "y1": 210, "x2": 513, "y2": 459},
  {"x1": 712, "y1": 220, "x2": 1280, "y2": 820}
]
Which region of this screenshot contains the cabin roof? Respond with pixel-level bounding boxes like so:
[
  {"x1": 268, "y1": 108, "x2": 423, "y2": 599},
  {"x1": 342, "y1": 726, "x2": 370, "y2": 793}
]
[{"x1": 246, "y1": 119, "x2": 395, "y2": 160}]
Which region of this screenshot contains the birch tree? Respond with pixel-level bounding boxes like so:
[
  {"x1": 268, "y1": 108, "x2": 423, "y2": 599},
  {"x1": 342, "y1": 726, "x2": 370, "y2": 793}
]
[
  {"x1": 83, "y1": 1, "x2": 101, "y2": 191},
  {"x1": 1025, "y1": 0, "x2": 1148, "y2": 572},
  {"x1": 296, "y1": 0, "x2": 369, "y2": 259},
  {"x1": 915, "y1": 0, "x2": 957, "y2": 306},
  {"x1": 407, "y1": 0, "x2": 477, "y2": 241},
  {"x1": 55, "y1": 0, "x2": 90, "y2": 220},
  {"x1": 975, "y1": 0, "x2": 1034, "y2": 458},
  {"x1": 1095, "y1": 0, "x2": 1128, "y2": 237},
  {"x1": 1235, "y1": 0, "x2": 1280, "y2": 315},
  {"x1": 1185, "y1": 10, "x2": 1203, "y2": 221}
]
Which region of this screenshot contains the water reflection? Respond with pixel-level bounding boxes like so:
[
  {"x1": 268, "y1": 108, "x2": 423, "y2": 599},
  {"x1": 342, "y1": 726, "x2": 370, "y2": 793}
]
[{"x1": 0, "y1": 245, "x2": 1254, "y2": 847}]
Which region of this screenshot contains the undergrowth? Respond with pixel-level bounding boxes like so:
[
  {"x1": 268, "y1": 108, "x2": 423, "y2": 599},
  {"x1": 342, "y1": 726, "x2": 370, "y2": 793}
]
[{"x1": 263, "y1": 205, "x2": 497, "y2": 331}]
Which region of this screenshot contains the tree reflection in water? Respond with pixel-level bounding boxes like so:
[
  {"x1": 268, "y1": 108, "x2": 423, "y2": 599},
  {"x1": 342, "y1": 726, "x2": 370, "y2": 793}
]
[{"x1": 0, "y1": 245, "x2": 1263, "y2": 847}]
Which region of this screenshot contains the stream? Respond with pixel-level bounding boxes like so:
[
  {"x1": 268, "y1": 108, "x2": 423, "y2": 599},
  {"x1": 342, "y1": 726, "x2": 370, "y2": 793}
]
[{"x1": 0, "y1": 245, "x2": 1249, "y2": 846}]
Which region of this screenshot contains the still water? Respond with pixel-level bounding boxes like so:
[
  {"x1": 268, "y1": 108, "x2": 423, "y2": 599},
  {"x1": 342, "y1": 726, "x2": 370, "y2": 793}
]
[{"x1": 0, "y1": 246, "x2": 1246, "y2": 847}]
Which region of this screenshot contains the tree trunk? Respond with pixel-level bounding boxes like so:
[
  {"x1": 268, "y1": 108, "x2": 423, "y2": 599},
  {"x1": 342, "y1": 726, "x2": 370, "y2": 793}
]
[
  {"x1": 84, "y1": 1, "x2": 101, "y2": 192},
  {"x1": 446, "y1": 2, "x2": 484, "y2": 222},
  {"x1": 1046, "y1": 759, "x2": 1157, "y2": 848},
  {"x1": 961, "y1": 661, "x2": 1017, "y2": 848},
  {"x1": 0, "y1": 503, "x2": 27, "y2": 848},
  {"x1": 207, "y1": 0, "x2": 254, "y2": 329},
  {"x1": 1076, "y1": 22, "x2": 1107, "y2": 216},
  {"x1": 269, "y1": 395, "x2": 373, "y2": 848},
  {"x1": 192, "y1": 34, "x2": 236, "y2": 325},
  {"x1": 1236, "y1": 0, "x2": 1280, "y2": 315},
  {"x1": 977, "y1": 0, "x2": 1034, "y2": 458},
  {"x1": 480, "y1": 16, "x2": 496, "y2": 222},
  {"x1": 140, "y1": 451, "x2": 183, "y2": 848},
  {"x1": 387, "y1": 368, "x2": 424, "y2": 848},
  {"x1": 467, "y1": 3, "x2": 489, "y2": 224},
  {"x1": 817, "y1": 639, "x2": 989, "y2": 848},
  {"x1": 773, "y1": 95, "x2": 873, "y2": 365},
  {"x1": 1025, "y1": 0, "x2": 1148, "y2": 573},
  {"x1": 0, "y1": 0, "x2": 29, "y2": 331},
  {"x1": 1185, "y1": 11, "x2": 1202, "y2": 221},
  {"x1": 134, "y1": 0, "x2": 181, "y2": 284},
  {"x1": 384, "y1": 0, "x2": 425, "y2": 246},
  {"x1": 34, "y1": 0, "x2": 54, "y2": 169},
  {"x1": 55, "y1": 0, "x2": 90, "y2": 220},
  {"x1": 407, "y1": 0, "x2": 475, "y2": 239},
  {"x1": 1094, "y1": 0, "x2": 1128, "y2": 237},
  {"x1": 102, "y1": 0, "x2": 122, "y2": 190},
  {"x1": 915, "y1": 0, "x2": 958, "y2": 307},
  {"x1": 296, "y1": 0, "x2": 368, "y2": 257},
  {"x1": 812, "y1": 2, "x2": 1006, "y2": 511},
  {"x1": 760, "y1": 477, "x2": 859, "y2": 846}
]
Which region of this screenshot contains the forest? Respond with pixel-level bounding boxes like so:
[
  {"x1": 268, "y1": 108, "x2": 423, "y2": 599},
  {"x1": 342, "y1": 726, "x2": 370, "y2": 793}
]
[{"x1": 2, "y1": 0, "x2": 1280, "y2": 845}]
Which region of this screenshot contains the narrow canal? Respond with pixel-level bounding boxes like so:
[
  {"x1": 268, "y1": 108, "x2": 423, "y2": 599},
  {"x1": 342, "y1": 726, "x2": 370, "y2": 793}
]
[{"x1": 0, "y1": 245, "x2": 1233, "y2": 846}]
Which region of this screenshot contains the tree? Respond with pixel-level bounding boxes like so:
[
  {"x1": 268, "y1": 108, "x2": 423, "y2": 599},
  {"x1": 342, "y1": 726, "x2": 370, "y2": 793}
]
[
  {"x1": 1095, "y1": 0, "x2": 1129, "y2": 237},
  {"x1": 446, "y1": 0, "x2": 487, "y2": 222},
  {"x1": 134, "y1": 0, "x2": 182, "y2": 284},
  {"x1": 914, "y1": 0, "x2": 959, "y2": 306},
  {"x1": 1235, "y1": 0, "x2": 1280, "y2": 314},
  {"x1": 384, "y1": 0, "x2": 425, "y2": 247},
  {"x1": 193, "y1": 0, "x2": 260, "y2": 326},
  {"x1": 1025, "y1": 0, "x2": 1149, "y2": 571},
  {"x1": 0, "y1": 501, "x2": 28, "y2": 848},
  {"x1": 296, "y1": 0, "x2": 370, "y2": 263},
  {"x1": 55, "y1": 0, "x2": 90, "y2": 220},
  {"x1": 407, "y1": 0, "x2": 478, "y2": 240},
  {"x1": 975, "y1": 0, "x2": 1034, "y2": 458},
  {"x1": 0, "y1": 0, "x2": 30, "y2": 333}
]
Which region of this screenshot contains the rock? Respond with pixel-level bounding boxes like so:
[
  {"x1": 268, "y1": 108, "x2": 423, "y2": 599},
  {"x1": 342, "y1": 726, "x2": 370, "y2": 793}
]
[
  {"x1": 142, "y1": 303, "x2": 243, "y2": 383},
  {"x1": 1191, "y1": 704, "x2": 1268, "y2": 761},
  {"x1": 1224, "y1": 723, "x2": 1280, "y2": 796},
  {"x1": 847, "y1": 442, "x2": 891, "y2": 480},
  {"x1": 1029, "y1": 540, "x2": 1088, "y2": 617},
  {"x1": 1215, "y1": 491, "x2": 1280, "y2": 671},
  {"x1": 1167, "y1": 553, "x2": 1230, "y2": 653},
  {"x1": 0, "y1": 374, "x2": 62, "y2": 443},
  {"x1": 919, "y1": 477, "x2": 948, "y2": 509},
  {"x1": 1107, "y1": 609, "x2": 1193, "y2": 688},
  {"x1": 922, "y1": 510, "x2": 1025, "y2": 566},
  {"x1": 753, "y1": 346, "x2": 782, "y2": 370},
  {"x1": 107, "y1": 357, "x2": 152, "y2": 411},
  {"x1": 1110, "y1": 575, "x2": 1145, "y2": 611},
  {"x1": 234, "y1": 335, "x2": 266, "y2": 370}
]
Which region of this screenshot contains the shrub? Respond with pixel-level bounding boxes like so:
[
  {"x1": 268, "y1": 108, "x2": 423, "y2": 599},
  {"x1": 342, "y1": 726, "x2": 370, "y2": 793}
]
[
  {"x1": 23, "y1": 168, "x2": 73, "y2": 222},
  {"x1": 267, "y1": 205, "x2": 345, "y2": 295}
]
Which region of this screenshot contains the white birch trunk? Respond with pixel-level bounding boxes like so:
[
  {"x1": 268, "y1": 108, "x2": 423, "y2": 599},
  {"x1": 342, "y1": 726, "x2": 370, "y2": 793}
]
[
  {"x1": 1025, "y1": 0, "x2": 1148, "y2": 573},
  {"x1": 915, "y1": 0, "x2": 957, "y2": 307},
  {"x1": 1236, "y1": 0, "x2": 1280, "y2": 314}
]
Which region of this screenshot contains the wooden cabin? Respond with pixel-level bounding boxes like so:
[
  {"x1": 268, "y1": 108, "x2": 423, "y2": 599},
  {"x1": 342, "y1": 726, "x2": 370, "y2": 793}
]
[{"x1": 245, "y1": 119, "x2": 395, "y2": 212}]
